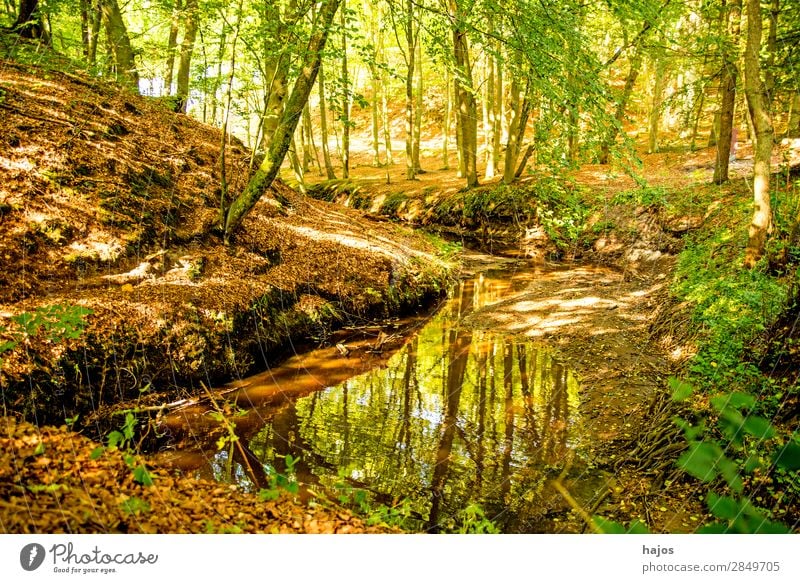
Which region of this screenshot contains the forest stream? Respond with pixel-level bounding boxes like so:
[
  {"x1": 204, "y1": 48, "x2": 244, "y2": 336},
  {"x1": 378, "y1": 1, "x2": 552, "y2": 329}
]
[{"x1": 155, "y1": 255, "x2": 673, "y2": 533}]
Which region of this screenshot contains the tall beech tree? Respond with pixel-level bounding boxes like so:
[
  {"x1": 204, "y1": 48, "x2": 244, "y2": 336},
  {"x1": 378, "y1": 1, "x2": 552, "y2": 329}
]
[
  {"x1": 743, "y1": 0, "x2": 775, "y2": 268},
  {"x1": 223, "y1": 0, "x2": 341, "y2": 241}
]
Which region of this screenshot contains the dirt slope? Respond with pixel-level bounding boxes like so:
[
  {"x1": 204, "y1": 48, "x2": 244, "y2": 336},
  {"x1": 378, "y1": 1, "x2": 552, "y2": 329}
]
[{"x1": 0, "y1": 58, "x2": 453, "y2": 424}]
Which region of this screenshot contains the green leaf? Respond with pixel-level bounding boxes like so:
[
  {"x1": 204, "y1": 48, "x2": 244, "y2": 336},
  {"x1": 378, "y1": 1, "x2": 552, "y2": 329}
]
[
  {"x1": 677, "y1": 441, "x2": 722, "y2": 482},
  {"x1": 726, "y1": 392, "x2": 757, "y2": 409},
  {"x1": 122, "y1": 412, "x2": 136, "y2": 441},
  {"x1": 697, "y1": 523, "x2": 728, "y2": 534},
  {"x1": 120, "y1": 496, "x2": 150, "y2": 515},
  {"x1": 719, "y1": 457, "x2": 744, "y2": 493},
  {"x1": 741, "y1": 416, "x2": 775, "y2": 440},
  {"x1": 743, "y1": 454, "x2": 761, "y2": 473},
  {"x1": 592, "y1": 516, "x2": 626, "y2": 534},
  {"x1": 133, "y1": 464, "x2": 154, "y2": 486},
  {"x1": 627, "y1": 520, "x2": 650, "y2": 534},
  {"x1": 774, "y1": 442, "x2": 800, "y2": 471},
  {"x1": 674, "y1": 417, "x2": 705, "y2": 441},
  {"x1": 258, "y1": 488, "x2": 280, "y2": 501},
  {"x1": 89, "y1": 446, "x2": 105, "y2": 460},
  {"x1": 707, "y1": 492, "x2": 739, "y2": 520},
  {"x1": 106, "y1": 430, "x2": 124, "y2": 449},
  {"x1": 669, "y1": 378, "x2": 693, "y2": 402},
  {"x1": 33, "y1": 442, "x2": 45, "y2": 455}
]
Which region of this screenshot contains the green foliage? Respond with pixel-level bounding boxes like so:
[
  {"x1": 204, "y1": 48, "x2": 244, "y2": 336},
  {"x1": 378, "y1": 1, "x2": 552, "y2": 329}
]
[
  {"x1": 611, "y1": 186, "x2": 668, "y2": 207},
  {"x1": 671, "y1": 377, "x2": 790, "y2": 533},
  {"x1": 673, "y1": 208, "x2": 788, "y2": 387},
  {"x1": 427, "y1": 179, "x2": 588, "y2": 254},
  {"x1": 592, "y1": 516, "x2": 650, "y2": 534},
  {"x1": 454, "y1": 504, "x2": 501, "y2": 534},
  {"x1": 120, "y1": 496, "x2": 151, "y2": 516},
  {"x1": 258, "y1": 454, "x2": 300, "y2": 501},
  {"x1": 92, "y1": 412, "x2": 155, "y2": 487},
  {"x1": 0, "y1": 304, "x2": 93, "y2": 363}
]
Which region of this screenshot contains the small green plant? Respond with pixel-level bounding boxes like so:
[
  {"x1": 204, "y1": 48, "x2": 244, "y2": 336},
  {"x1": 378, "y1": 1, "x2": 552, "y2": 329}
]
[
  {"x1": 454, "y1": 503, "x2": 501, "y2": 534},
  {"x1": 258, "y1": 454, "x2": 300, "y2": 501},
  {"x1": 0, "y1": 304, "x2": 93, "y2": 361},
  {"x1": 592, "y1": 516, "x2": 650, "y2": 534},
  {"x1": 90, "y1": 412, "x2": 154, "y2": 487},
  {"x1": 120, "y1": 495, "x2": 151, "y2": 516},
  {"x1": 611, "y1": 186, "x2": 668, "y2": 207}
]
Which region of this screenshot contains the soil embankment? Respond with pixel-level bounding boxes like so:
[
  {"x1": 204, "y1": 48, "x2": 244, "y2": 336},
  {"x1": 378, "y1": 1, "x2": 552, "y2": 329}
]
[{"x1": 0, "y1": 59, "x2": 454, "y2": 425}]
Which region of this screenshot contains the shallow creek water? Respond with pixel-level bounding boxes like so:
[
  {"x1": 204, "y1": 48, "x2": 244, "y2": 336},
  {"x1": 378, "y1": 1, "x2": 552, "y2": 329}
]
[{"x1": 160, "y1": 263, "x2": 594, "y2": 532}]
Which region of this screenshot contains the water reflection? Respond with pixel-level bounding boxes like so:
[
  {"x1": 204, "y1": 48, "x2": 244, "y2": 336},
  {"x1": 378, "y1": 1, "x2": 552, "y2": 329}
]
[{"x1": 164, "y1": 270, "x2": 582, "y2": 532}]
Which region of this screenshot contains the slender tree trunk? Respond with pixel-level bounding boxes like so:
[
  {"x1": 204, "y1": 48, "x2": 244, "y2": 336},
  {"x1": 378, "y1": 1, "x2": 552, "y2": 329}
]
[
  {"x1": 217, "y1": 0, "x2": 243, "y2": 223},
  {"x1": 379, "y1": 22, "x2": 393, "y2": 166},
  {"x1": 743, "y1": 0, "x2": 774, "y2": 268},
  {"x1": 493, "y1": 46, "x2": 503, "y2": 172},
  {"x1": 404, "y1": 0, "x2": 416, "y2": 180},
  {"x1": 714, "y1": 0, "x2": 743, "y2": 184},
  {"x1": 450, "y1": 0, "x2": 477, "y2": 188},
  {"x1": 484, "y1": 52, "x2": 496, "y2": 179},
  {"x1": 175, "y1": 0, "x2": 199, "y2": 112},
  {"x1": 599, "y1": 46, "x2": 642, "y2": 164},
  {"x1": 210, "y1": 24, "x2": 227, "y2": 124},
  {"x1": 367, "y1": 0, "x2": 381, "y2": 166},
  {"x1": 318, "y1": 61, "x2": 337, "y2": 179},
  {"x1": 442, "y1": 68, "x2": 451, "y2": 170},
  {"x1": 503, "y1": 75, "x2": 522, "y2": 184},
  {"x1": 80, "y1": 0, "x2": 90, "y2": 56},
  {"x1": 84, "y1": 0, "x2": 101, "y2": 64},
  {"x1": 100, "y1": 0, "x2": 138, "y2": 87},
  {"x1": 224, "y1": 0, "x2": 341, "y2": 241},
  {"x1": 370, "y1": 67, "x2": 381, "y2": 166},
  {"x1": 303, "y1": 104, "x2": 323, "y2": 174},
  {"x1": 340, "y1": 1, "x2": 350, "y2": 178},
  {"x1": 764, "y1": 0, "x2": 779, "y2": 102},
  {"x1": 412, "y1": 40, "x2": 424, "y2": 173},
  {"x1": 164, "y1": 0, "x2": 182, "y2": 94},
  {"x1": 647, "y1": 54, "x2": 667, "y2": 154}
]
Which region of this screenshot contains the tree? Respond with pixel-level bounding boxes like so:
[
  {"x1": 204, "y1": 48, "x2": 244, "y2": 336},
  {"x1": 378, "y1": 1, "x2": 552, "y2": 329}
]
[
  {"x1": 713, "y1": 0, "x2": 743, "y2": 184},
  {"x1": 448, "y1": 0, "x2": 478, "y2": 188},
  {"x1": 101, "y1": 0, "x2": 139, "y2": 87},
  {"x1": 223, "y1": 0, "x2": 341, "y2": 241},
  {"x1": 743, "y1": 0, "x2": 775, "y2": 268},
  {"x1": 12, "y1": 0, "x2": 48, "y2": 41},
  {"x1": 175, "y1": 0, "x2": 200, "y2": 112}
]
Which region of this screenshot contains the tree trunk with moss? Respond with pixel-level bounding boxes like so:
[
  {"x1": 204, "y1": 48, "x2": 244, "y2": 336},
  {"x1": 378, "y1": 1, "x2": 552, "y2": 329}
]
[
  {"x1": 743, "y1": 0, "x2": 774, "y2": 268},
  {"x1": 223, "y1": 0, "x2": 341, "y2": 242}
]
